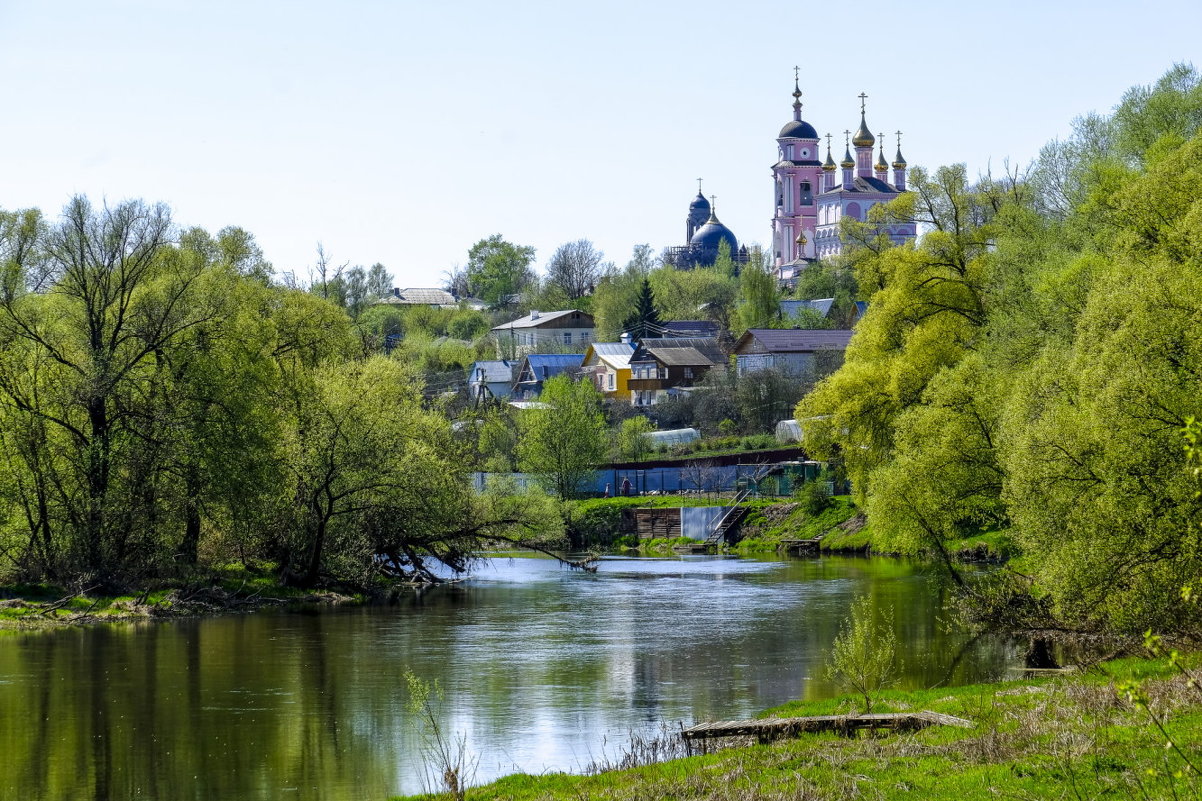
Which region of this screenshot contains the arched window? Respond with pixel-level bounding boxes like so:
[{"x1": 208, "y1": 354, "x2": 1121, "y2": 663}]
[{"x1": 846, "y1": 202, "x2": 862, "y2": 221}]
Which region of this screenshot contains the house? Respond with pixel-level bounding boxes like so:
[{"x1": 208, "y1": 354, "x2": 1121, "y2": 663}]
[
  {"x1": 511, "y1": 353, "x2": 585, "y2": 400},
  {"x1": 778, "y1": 298, "x2": 868, "y2": 328},
  {"x1": 582, "y1": 341, "x2": 636, "y2": 402},
  {"x1": 661, "y1": 320, "x2": 720, "y2": 338},
  {"x1": 779, "y1": 298, "x2": 835, "y2": 321},
  {"x1": 627, "y1": 337, "x2": 726, "y2": 407},
  {"x1": 491, "y1": 309, "x2": 595, "y2": 355},
  {"x1": 375, "y1": 287, "x2": 459, "y2": 307},
  {"x1": 467, "y1": 360, "x2": 518, "y2": 406},
  {"x1": 731, "y1": 328, "x2": 853, "y2": 378}
]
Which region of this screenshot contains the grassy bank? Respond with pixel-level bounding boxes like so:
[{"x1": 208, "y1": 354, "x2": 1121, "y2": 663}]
[
  {"x1": 395, "y1": 655, "x2": 1202, "y2": 800},
  {"x1": 0, "y1": 566, "x2": 358, "y2": 629}
]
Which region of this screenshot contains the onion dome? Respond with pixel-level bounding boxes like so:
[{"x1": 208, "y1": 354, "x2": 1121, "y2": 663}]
[
  {"x1": 688, "y1": 192, "x2": 711, "y2": 214},
  {"x1": 780, "y1": 119, "x2": 819, "y2": 139},
  {"x1": 852, "y1": 112, "x2": 875, "y2": 147},
  {"x1": 892, "y1": 144, "x2": 908, "y2": 169},
  {"x1": 875, "y1": 141, "x2": 889, "y2": 173},
  {"x1": 690, "y1": 211, "x2": 739, "y2": 253},
  {"x1": 822, "y1": 145, "x2": 837, "y2": 172},
  {"x1": 840, "y1": 147, "x2": 855, "y2": 169}
]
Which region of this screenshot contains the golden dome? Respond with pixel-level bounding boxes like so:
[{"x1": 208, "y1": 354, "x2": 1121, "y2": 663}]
[
  {"x1": 852, "y1": 113, "x2": 875, "y2": 147},
  {"x1": 822, "y1": 146, "x2": 837, "y2": 172},
  {"x1": 840, "y1": 147, "x2": 855, "y2": 169},
  {"x1": 875, "y1": 142, "x2": 889, "y2": 172}
]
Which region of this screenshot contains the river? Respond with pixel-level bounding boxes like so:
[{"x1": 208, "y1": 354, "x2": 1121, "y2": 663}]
[{"x1": 0, "y1": 554, "x2": 1019, "y2": 800}]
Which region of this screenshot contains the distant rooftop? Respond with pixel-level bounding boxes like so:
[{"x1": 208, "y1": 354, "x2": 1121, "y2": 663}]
[
  {"x1": 734, "y1": 329, "x2": 854, "y2": 353},
  {"x1": 378, "y1": 287, "x2": 457, "y2": 306},
  {"x1": 492, "y1": 309, "x2": 594, "y2": 330}
]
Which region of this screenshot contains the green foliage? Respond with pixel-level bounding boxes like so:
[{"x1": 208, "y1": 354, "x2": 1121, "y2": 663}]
[
  {"x1": 517, "y1": 375, "x2": 606, "y2": 500},
  {"x1": 590, "y1": 246, "x2": 652, "y2": 341},
  {"x1": 825, "y1": 595, "x2": 899, "y2": 712},
  {"x1": 616, "y1": 416, "x2": 654, "y2": 463},
  {"x1": 0, "y1": 196, "x2": 557, "y2": 592},
  {"x1": 734, "y1": 250, "x2": 779, "y2": 333},
  {"x1": 649, "y1": 265, "x2": 737, "y2": 330},
  {"x1": 796, "y1": 472, "x2": 832, "y2": 516},
  {"x1": 403, "y1": 669, "x2": 470, "y2": 800},
  {"x1": 797, "y1": 66, "x2": 1202, "y2": 636},
  {"x1": 620, "y1": 278, "x2": 661, "y2": 340},
  {"x1": 465, "y1": 234, "x2": 536, "y2": 308}
]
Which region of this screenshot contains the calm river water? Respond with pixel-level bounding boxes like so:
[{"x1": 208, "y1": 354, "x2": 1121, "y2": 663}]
[{"x1": 0, "y1": 554, "x2": 1019, "y2": 800}]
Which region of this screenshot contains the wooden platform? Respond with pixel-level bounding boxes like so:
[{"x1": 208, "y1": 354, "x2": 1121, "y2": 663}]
[{"x1": 681, "y1": 711, "x2": 972, "y2": 752}]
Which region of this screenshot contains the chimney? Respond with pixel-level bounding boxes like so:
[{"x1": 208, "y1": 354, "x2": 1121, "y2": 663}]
[
  {"x1": 392, "y1": 287, "x2": 400, "y2": 298},
  {"x1": 530, "y1": 310, "x2": 540, "y2": 320},
  {"x1": 620, "y1": 332, "x2": 631, "y2": 345}
]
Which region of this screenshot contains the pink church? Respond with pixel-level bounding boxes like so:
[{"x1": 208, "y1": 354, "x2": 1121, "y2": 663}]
[{"x1": 771, "y1": 79, "x2": 916, "y2": 286}]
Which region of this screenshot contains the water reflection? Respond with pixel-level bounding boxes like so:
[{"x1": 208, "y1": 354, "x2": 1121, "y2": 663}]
[{"x1": 0, "y1": 554, "x2": 1019, "y2": 800}]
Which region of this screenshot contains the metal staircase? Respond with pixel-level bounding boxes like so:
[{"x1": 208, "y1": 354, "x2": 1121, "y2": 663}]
[{"x1": 703, "y1": 488, "x2": 752, "y2": 546}]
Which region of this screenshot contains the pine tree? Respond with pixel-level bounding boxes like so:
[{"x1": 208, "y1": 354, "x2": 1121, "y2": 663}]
[{"x1": 621, "y1": 279, "x2": 662, "y2": 340}]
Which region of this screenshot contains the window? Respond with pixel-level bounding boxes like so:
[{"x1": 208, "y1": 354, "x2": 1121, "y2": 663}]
[
  {"x1": 564, "y1": 332, "x2": 572, "y2": 345},
  {"x1": 608, "y1": 373, "x2": 616, "y2": 391},
  {"x1": 684, "y1": 367, "x2": 694, "y2": 380}
]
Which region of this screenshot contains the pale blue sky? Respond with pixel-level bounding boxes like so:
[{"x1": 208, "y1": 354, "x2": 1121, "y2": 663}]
[{"x1": 1, "y1": 1, "x2": 1198, "y2": 288}]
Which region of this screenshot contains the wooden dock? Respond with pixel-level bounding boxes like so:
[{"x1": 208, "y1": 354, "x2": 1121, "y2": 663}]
[{"x1": 681, "y1": 711, "x2": 973, "y2": 753}]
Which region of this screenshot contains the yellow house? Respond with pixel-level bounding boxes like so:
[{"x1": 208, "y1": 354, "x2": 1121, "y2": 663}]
[{"x1": 582, "y1": 341, "x2": 635, "y2": 402}]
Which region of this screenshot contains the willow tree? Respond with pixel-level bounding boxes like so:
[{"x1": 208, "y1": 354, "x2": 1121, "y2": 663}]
[
  {"x1": 797, "y1": 165, "x2": 998, "y2": 499},
  {"x1": 0, "y1": 198, "x2": 227, "y2": 583}
]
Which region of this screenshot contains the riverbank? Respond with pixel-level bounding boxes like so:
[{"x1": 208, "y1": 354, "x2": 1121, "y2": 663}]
[
  {"x1": 0, "y1": 568, "x2": 359, "y2": 629},
  {"x1": 395, "y1": 654, "x2": 1202, "y2": 800},
  {"x1": 576, "y1": 494, "x2": 1011, "y2": 561}
]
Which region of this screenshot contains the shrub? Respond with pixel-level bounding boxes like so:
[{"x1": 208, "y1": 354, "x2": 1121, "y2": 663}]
[{"x1": 825, "y1": 595, "x2": 899, "y2": 712}]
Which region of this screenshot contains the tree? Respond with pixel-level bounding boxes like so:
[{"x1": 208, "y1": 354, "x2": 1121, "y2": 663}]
[
  {"x1": 367, "y1": 262, "x2": 392, "y2": 298},
  {"x1": 517, "y1": 375, "x2": 606, "y2": 500},
  {"x1": 826, "y1": 596, "x2": 899, "y2": 712},
  {"x1": 465, "y1": 234, "x2": 535, "y2": 309},
  {"x1": 735, "y1": 250, "x2": 779, "y2": 333},
  {"x1": 621, "y1": 279, "x2": 662, "y2": 340},
  {"x1": 591, "y1": 246, "x2": 653, "y2": 341},
  {"x1": 546, "y1": 239, "x2": 604, "y2": 299},
  {"x1": 649, "y1": 265, "x2": 738, "y2": 330},
  {"x1": 617, "y1": 416, "x2": 654, "y2": 463},
  {"x1": 797, "y1": 165, "x2": 997, "y2": 498},
  {"x1": 0, "y1": 197, "x2": 223, "y2": 582}
]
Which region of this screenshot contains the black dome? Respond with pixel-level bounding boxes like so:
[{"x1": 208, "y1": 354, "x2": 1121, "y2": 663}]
[
  {"x1": 688, "y1": 193, "x2": 710, "y2": 211},
  {"x1": 690, "y1": 218, "x2": 738, "y2": 252},
  {"x1": 779, "y1": 119, "x2": 818, "y2": 139}
]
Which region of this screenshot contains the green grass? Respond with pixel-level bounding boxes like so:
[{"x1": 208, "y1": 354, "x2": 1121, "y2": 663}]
[
  {"x1": 637, "y1": 536, "x2": 701, "y2": 554},
  {"x1": 946, "y1": 529, "x2": 1015, "y2": 560},
  {"x1": 737, "y1": 496, "x2": 860, "y2": 553},
  {"x1": 393, "y1": 655, "x2": 1202, "y2": 801}
]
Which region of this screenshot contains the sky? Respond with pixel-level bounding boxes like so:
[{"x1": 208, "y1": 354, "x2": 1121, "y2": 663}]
[{"x1": 1, "y1": 0, "x2": 1199, "y2": 289}]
